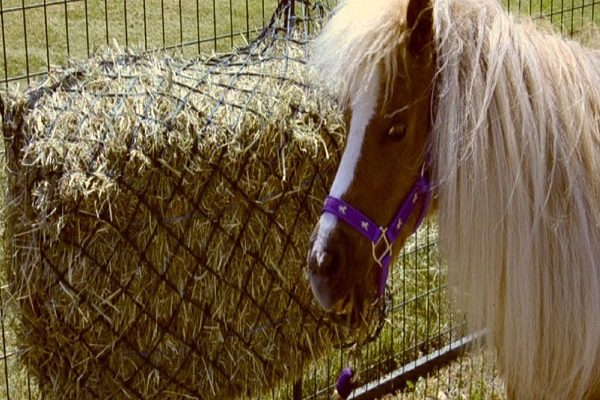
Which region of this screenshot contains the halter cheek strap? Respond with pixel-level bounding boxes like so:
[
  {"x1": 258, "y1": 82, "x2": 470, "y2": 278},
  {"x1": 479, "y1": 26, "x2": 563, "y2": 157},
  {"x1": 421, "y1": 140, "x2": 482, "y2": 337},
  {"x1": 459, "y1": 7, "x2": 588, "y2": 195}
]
[{"x1": 322, "y1": 174, "x2": 431, "y2": 298}]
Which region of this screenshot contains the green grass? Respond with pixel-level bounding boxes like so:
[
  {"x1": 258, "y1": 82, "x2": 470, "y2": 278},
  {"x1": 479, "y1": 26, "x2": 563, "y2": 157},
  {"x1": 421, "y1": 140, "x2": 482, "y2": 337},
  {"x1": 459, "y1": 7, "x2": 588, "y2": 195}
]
[
  {"x1": 0, "y1": 291, "x2": 40, "y2": 400},
  {"x1": 384, "y1": 350, "x2": 505, "y2": 400},
  {"x1": 501, "y1": 0, "x2": 600, "y2": 40},
  {"x1": 0, "y1": 0, "x2": 278, "y2": 86}
]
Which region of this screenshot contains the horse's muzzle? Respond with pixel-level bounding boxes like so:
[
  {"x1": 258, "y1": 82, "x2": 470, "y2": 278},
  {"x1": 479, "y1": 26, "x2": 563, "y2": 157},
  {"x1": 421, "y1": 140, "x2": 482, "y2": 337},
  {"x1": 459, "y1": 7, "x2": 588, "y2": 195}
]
[{"x1": 307, "y1": 222, "x2": 352, "y2": 312}]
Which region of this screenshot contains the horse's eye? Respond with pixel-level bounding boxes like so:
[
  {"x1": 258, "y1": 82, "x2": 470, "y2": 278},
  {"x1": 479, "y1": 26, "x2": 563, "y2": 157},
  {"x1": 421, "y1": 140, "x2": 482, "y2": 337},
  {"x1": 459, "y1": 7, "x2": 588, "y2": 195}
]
[{"x1": 387, "y1": 123, "x2": 407, "y2": 141}]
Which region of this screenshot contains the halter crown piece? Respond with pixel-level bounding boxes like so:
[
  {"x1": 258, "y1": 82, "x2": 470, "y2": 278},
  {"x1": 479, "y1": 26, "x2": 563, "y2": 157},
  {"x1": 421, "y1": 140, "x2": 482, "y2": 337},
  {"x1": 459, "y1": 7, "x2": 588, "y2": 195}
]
[{"x1": 323, "y1": 170, "x2": 432, "y2": 399}]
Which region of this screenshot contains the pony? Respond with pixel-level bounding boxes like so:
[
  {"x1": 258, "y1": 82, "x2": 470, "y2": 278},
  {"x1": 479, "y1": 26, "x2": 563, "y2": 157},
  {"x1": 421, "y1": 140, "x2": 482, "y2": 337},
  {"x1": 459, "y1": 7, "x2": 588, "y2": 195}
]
[{"x1": 306, "y1": 0, "x2": 600, "y2": 398}]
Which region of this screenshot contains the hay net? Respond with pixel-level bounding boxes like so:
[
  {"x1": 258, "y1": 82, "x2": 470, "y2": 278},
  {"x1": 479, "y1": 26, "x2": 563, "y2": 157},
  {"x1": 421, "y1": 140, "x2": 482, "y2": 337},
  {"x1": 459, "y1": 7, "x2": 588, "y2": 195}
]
[{"x1": 0, "y1": 1, "x2": 373, "y2": 398}]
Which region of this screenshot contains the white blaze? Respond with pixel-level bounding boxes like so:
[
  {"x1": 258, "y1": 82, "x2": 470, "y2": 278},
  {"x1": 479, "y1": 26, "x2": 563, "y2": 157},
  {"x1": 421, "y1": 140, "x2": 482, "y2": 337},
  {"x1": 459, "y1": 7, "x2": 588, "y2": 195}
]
[{"x1": 311, "y1": 72, "x2": 380, "y2": 258}]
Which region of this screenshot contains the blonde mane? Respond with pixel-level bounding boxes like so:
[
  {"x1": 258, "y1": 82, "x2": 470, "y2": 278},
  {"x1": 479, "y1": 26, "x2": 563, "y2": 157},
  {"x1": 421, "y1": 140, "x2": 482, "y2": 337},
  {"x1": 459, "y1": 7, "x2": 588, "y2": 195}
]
[
  {"x1": 314, "y1": 0, "x2": 600, "y2": 398},
  {"x1": 435, "y1": 0, "x2": 600, "y2": 398}
]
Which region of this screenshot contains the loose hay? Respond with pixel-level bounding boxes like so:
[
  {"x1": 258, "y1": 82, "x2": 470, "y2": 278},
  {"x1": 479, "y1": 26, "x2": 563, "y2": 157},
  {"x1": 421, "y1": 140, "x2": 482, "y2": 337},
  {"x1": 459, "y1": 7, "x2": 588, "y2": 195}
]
[{"x1": 1, "y1": 9, "x2": 352, "y2": 399}]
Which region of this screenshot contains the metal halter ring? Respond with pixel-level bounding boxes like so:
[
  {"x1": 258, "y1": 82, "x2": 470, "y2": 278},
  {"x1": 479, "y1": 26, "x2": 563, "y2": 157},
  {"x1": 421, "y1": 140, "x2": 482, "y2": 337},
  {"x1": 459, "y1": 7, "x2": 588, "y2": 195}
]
[{"x1": 372, "y1": 227, "x2": 393, "y2": 268}]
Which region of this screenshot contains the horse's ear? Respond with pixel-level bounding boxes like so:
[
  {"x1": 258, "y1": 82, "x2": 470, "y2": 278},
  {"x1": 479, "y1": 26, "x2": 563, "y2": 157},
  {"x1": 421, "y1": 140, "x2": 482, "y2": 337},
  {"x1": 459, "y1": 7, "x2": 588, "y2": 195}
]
[{"x1": 406, "y1": 0, "x2": 434, "y2": 57}]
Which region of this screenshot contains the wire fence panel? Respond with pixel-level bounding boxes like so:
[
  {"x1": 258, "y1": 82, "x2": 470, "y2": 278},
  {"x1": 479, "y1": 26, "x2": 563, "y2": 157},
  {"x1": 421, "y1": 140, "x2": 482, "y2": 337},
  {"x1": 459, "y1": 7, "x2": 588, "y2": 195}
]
[
  {"x1": 0, "y1": 0, "x2": 278, "y2": 87},
  {"x1": 1, "y1": 1, "x2": 599, "y2": 400}
]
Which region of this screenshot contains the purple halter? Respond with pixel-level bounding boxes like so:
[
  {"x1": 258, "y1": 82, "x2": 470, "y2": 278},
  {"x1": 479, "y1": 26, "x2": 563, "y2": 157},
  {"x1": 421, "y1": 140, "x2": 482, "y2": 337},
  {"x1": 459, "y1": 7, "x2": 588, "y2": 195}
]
[{"x1": 322, "y1": 171, "x2": 432, "y2": 298}]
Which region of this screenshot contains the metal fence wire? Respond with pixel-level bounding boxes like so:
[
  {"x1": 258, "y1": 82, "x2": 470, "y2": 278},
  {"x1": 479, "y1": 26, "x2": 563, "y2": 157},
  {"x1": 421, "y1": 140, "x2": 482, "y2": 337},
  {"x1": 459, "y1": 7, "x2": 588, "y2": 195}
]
[
  {"x1": 0, "y1": 1, "x2": 599, "y2": 400},
  {"x1": 0, "y1": 0, "x2": 282, "y2": 87}
]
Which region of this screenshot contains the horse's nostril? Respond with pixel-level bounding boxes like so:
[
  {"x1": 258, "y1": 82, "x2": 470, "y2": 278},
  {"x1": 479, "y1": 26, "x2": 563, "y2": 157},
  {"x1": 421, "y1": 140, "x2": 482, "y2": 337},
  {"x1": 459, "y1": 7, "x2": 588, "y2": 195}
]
[
  {"x1": 308, "y1": 247, "x2": 341, "y2": 277},
  {"x1": 318, "y1": 251, "x2": 339, "y2": 276},
  {"x1": 307, "y1": 243, "x2": 346, "y2": 311}
]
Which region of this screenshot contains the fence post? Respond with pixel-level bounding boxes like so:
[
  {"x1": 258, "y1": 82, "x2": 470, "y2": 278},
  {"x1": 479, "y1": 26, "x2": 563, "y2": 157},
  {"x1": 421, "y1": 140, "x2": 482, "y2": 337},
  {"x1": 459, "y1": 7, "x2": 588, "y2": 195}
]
[{"x1": 293, "y1": 379, "x2": 302, "y2": 400}]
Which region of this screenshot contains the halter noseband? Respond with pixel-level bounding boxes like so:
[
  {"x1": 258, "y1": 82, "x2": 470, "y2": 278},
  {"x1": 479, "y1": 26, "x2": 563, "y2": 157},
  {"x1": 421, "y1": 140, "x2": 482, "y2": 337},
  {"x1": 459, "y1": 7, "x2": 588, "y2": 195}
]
[{"x1": 322, "y1": 171, "x2": 432, "y2": 298}]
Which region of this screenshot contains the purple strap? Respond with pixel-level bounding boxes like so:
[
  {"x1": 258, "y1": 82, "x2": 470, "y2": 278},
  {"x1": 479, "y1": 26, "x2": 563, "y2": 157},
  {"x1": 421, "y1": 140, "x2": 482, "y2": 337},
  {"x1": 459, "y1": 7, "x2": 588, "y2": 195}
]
[
  {"x1": 323, "y1": 197, "x2": 381, "y2": 243},
  {"x1": 328, "y1": 174, "x2": 431, "y2": 400},
  {"x1": 322, "y1": 174, "x2": 431, "y2": 298}
]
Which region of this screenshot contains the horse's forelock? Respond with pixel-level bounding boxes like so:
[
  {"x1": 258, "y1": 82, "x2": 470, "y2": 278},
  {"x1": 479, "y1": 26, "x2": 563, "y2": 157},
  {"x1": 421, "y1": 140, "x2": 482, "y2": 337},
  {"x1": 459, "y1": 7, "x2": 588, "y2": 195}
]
[{"x1": 310, "y1": 0, "x2": 408, "y2": 107}]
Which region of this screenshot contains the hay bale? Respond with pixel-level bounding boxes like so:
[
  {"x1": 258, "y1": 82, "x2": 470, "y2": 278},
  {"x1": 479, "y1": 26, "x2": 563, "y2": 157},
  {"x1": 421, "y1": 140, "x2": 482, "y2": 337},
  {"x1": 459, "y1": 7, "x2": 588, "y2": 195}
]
[{"x1": 1, "y1": 19, "x2": 350, "y2": 399}]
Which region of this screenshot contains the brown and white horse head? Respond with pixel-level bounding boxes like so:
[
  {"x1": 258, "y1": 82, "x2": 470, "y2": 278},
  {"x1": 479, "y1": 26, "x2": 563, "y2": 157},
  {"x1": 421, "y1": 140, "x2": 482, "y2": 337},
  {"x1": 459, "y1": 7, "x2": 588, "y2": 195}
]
[{"x1": 307, "y1": 0, "x2": 436, "y2": 324}]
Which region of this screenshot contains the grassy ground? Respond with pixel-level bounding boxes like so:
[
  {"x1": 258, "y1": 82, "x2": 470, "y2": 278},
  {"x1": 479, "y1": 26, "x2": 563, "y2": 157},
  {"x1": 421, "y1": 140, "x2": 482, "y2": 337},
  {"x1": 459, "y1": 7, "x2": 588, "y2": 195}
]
[
  {"x1": 504, "y1": 0, "x2": 600, "y2": 25},
  {"x1": 0, "y1": 291, "x2": 39, "y2": 400},
  {"x1": 384, "y1": 350, "x2": 505, "y2": 400},
  {"x1": 1, "y1": 1, "x2": 599, "y2": 400}
]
